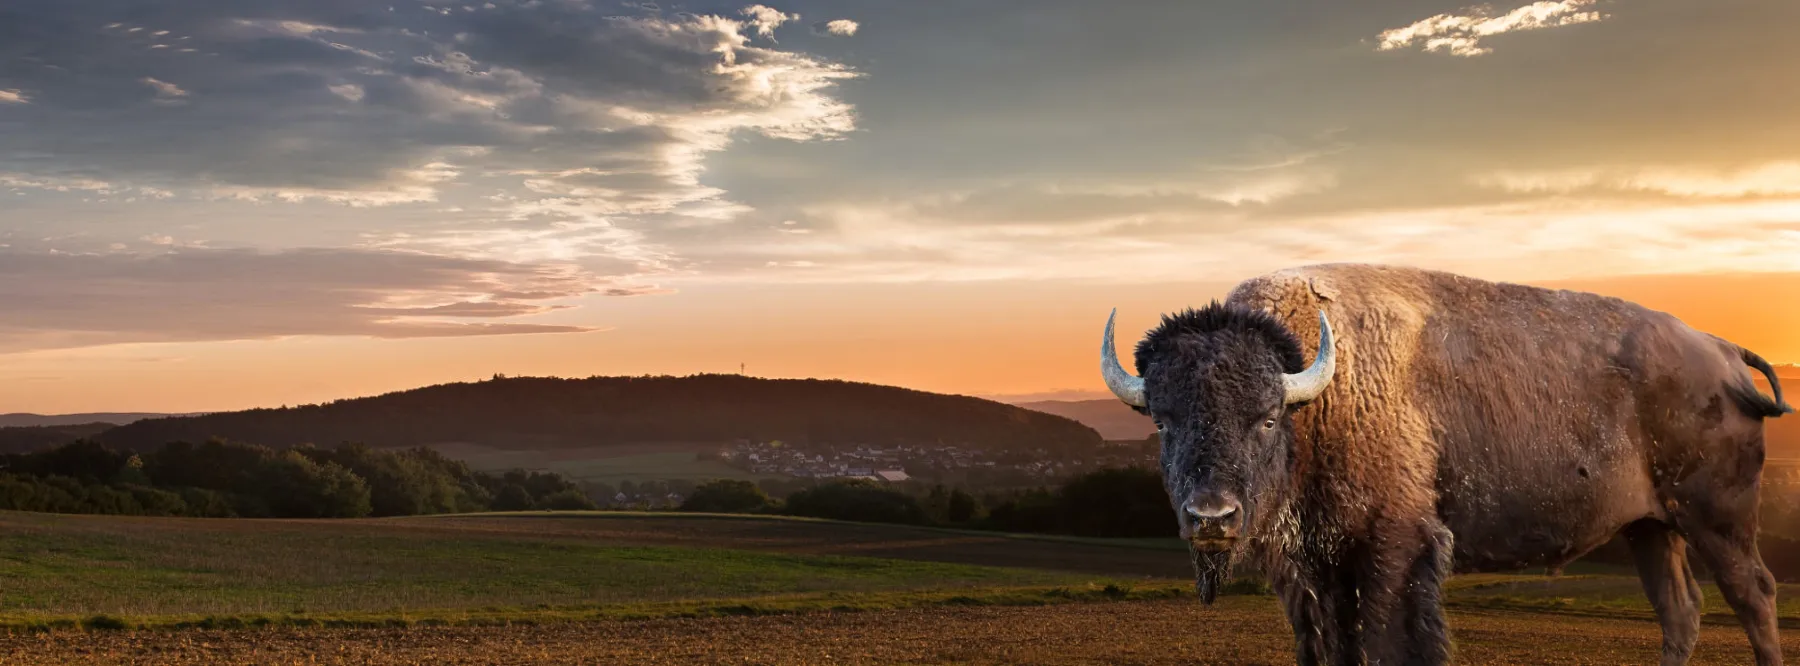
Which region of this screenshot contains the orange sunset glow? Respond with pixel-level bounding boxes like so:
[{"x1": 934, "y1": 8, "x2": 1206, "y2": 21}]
[{"x1": 1, "y1": 0, "x2": 1797, "y2": 414}]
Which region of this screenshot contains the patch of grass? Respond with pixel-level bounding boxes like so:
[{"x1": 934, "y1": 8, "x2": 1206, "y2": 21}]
[{"x1": 1443, "y1": 571, "x2": 1800, "y2": 623}]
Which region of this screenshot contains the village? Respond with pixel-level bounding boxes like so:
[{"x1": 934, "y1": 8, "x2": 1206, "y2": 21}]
[{"x1": 717, "y1": 438, "x2": 1160, "y2": 484}]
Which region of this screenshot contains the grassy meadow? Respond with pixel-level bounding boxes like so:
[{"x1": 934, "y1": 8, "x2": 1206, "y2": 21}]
[
  {"x1": 0, "y1": 510, "x2": 1191, "y2": 629},
  {"x1": 6, "y1": 506, "x2": 1800, "y2": 662}
]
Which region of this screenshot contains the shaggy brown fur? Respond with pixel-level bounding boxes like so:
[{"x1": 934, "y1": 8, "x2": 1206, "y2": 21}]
[{"x1": 1134, "y1": 263, "x2": 1789, "y2": 666}]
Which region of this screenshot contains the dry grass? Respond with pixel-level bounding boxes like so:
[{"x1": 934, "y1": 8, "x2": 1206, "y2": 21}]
[{"x1": 5, "y1": 597, "x2": 1799, "y2": 665}]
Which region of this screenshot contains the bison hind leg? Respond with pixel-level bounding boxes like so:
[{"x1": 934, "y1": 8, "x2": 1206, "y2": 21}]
[
  {"x1": 1678, "y1": 515, "x2": 1783, "y2": 665},
  {"x1": 1624, "y1": 519, "x2": 1702, "y2": 666}
]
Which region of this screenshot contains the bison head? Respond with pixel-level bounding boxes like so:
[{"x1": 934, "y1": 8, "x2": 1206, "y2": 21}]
[{"x1": 1098, "y1": 302, "x2": 1335, "y2": 604}]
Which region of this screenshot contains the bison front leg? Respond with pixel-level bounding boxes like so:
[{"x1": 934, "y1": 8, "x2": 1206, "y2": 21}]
[
  {"x1": 1399, "y1": 522, "x2": 1454, "y2": 665},
  {"x1": 1358, "y1": 519, "x2": 1453, "y2": 666},
  {"x1": 1274, "y1": 573, "x2": 1323, "y2": 665},
  {"x1": 1271, "y1": 559, "x2": 1338, "y2": 666}
]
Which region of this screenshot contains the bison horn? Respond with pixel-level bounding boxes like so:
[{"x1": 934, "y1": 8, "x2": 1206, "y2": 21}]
[
  {"x1": 1101, "y1": 308, "x2": 1147, "y2": 408},
  {"x1": 1282, "y1": 310, "x2": 1337, "y2": 405}
]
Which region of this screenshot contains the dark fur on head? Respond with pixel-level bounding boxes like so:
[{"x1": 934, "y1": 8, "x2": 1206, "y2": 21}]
[
  {"x1": 1131, "y1": 300, "x2": 1313, "y2": 605},
  {"x1": 1134, "y1": 301, "x2": 1307, "y2": 380}
]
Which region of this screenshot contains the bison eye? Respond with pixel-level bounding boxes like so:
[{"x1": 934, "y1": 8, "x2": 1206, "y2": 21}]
[{"x1": 1262, "y1": 418, "x2": 1278, "y2": 430}]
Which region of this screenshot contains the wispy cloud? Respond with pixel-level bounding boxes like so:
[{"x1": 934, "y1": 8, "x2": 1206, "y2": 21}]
[
  {"x1": 685, "y1": 193, "x2": 1800, "y2": 288},
  {"x1": 0, "y1": 90, "x2": 27, "y2": 104},
  {"x1": 1476, "y1": 161, "x2": 1800, "y2": 198},
  {"x1": 814, "y1": 19, "x2": 859, "y2": 37},
  {"x1": 139, "y1": 77, "x2": 188, "y2": 101},
  {"x1": 0, "y1": 247, "x2": 613, "y2": 354},
  {"x1": 1377, "y1": 0, "x2": 1607, "y2": 57}
]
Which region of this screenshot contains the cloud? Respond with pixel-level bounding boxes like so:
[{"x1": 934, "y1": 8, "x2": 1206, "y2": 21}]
[
  {"x1": 0, "y1": 173, "x2": 172, "y2": 198},
  {"x1": 0, "y1": 246, "x2": 626, "y2": 354},
  {"x1": 139, "y1": 77, "x2": 189, "y2": 102},
  {"x1": 0, "y1": 2, "x2": 859, "y2": 353},
  {"x1": 0, "y1": 0, "x2": 859, "y2": 242},
  {"x1": 1475, "y1": 161, "x2": 1800, "y2": 198},
  {"x1": 813, "y1": 19, "x2": 859, "y2": 37},
  {"x1": 1377, "y1": 0, "x2": 1606, "y2": 56},
  {"x1": 673, "y1": 175, "x2": 1800, "y2": 287},
  {"x1": 8, "y1": 0, "x2": 1800, "y2": 336},
  {"x1": 741, "y1": 5, "x2": 798, "y2": 40}
]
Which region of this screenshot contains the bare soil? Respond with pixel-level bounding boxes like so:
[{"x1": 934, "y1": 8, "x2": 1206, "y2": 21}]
[{"x1": 6, "y1": 596, "x2": 1797, "y2": 665}]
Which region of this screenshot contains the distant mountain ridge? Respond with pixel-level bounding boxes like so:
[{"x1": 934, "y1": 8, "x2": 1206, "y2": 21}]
[
  {"x1": 1015, "y1": 400, "x2": 1153, "y2": 441},
  {"x1": 0, "y1": 422, "x2": 118, "y2": 454},
  {"x1": 0, "y1": 413, "x2": 189, "y2": 428},
  {"x1": 93, "y1": 374, "x2": 1104, "y2": 454}
]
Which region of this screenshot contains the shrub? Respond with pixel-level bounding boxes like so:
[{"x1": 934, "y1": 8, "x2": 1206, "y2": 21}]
[
  {"x1": 680, "y1": 479, "x2": 772, "y2": 514},
  {"x1": 250, "y1": 451, "x2": 372, "y2": 518},
  {"x1": 950, "y1": 489, "x2": 981, "y2": 523},
  {"x1": 298, "y1": 444, "x2": 469, "y2": 517},
  {"x1": 782, "y1": 479, "x2": 929, "y2": 525},
  {"x1": 1055, "y1": 467, "x2": 1177, "y2": 538},
  {"x1": 540, "y1": 488, "x2": 598, "y2": 511},
  {"x1": 492, "y1": 484, "x2": 534, "y2": 511}
]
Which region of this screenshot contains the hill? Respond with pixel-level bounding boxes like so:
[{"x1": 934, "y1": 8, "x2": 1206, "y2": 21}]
[
  {"x1": 94, "y1": 374, "x2": 1103, "y2": 455},
  {"x1": 1015, "y1": 400, "x2": 1153, "y2": 441},
  {"x1": 0, "y1": 412, "x2": 180, "y2": 428}
]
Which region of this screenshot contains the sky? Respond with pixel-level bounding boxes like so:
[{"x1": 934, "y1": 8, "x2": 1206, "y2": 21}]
[{"x1": 1, "y1": 0, "x2": 1798, "y2": 413}]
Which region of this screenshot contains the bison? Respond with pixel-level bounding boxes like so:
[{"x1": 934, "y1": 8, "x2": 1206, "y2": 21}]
[{"x1": 1098, "y1": 263, "x2": 1792, "y2": 665}]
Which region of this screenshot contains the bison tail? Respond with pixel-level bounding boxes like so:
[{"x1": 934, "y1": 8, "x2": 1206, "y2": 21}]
[{"x1": 1727, "y1": 343, "x2": 1794, "y2": 419}]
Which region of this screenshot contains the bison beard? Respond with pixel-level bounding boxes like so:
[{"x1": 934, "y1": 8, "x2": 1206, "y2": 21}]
[{"x1": 1189, "y1": 546, "x2": 1233, "y2": 605}]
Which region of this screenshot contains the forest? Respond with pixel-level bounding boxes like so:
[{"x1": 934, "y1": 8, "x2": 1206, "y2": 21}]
[
  {"x1": 0, "y1": 439, "x2": 595, "y2": 518},
  {"x1": 0, "y1": 435, "x2": 1174, "y2": 540}
]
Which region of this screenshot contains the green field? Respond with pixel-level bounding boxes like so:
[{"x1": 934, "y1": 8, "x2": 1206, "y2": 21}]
[
  {"x1": 0, "y1": 510, "x2": 1188, "y2": 629},
  {"x1": 6, "y1": 509, "x2": 1800, "y2": 636}
]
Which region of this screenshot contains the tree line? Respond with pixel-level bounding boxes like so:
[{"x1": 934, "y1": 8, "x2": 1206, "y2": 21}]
[
  {"x1": 0, "y1": 439, "x2": 597, "y2": 518},
  {"x1": 678, "y1": 466, "x2": 1181, "y2": 539}
]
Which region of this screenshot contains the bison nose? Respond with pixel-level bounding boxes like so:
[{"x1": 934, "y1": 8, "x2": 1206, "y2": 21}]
[{"x1": 1182, "y1": 494, "x2": 1242, "y2": 541}]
